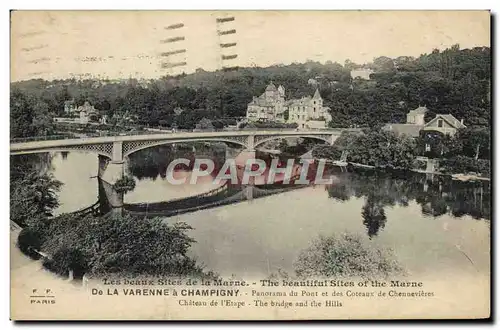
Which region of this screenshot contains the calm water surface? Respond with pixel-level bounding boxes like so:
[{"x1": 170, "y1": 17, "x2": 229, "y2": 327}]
[{"x1": 32, "y1": 147, "x2": 491, "y2": 279}]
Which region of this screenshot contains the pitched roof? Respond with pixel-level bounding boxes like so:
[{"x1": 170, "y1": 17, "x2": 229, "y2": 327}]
[
  {"x1": 249, "y1": 94, "x2": 274, "y2": 107},
  {"x1": 313, "y1": 89, "x2": 321, "y2": 99},
  {"x1": 408, "y1": 106, "x2": 428, "y2": 115},
  {"x1": 424, "y1": 114, "x2": 466, "y2": 129},
  {"x1": 265, "y1": 82, "x2": 277, "y2": 92},
  {"x1": 287, "y1": 96, "x2": 312, "y2": 106},
  {"x1": 383, "y1": 124, "x2": 423, "y2": 138},
  {"x1": 439, "y1": 114, "x2": 466, "y2": 129}
]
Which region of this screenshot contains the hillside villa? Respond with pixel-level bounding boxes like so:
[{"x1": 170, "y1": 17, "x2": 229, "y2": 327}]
[{"x1": 383, "y1": 106, "x2": 466, "y2": 138}]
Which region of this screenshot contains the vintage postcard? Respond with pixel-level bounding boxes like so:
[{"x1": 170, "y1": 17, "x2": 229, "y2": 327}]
[{"x1": 10, "y1": 10, "x2": 491, "y2": 320}]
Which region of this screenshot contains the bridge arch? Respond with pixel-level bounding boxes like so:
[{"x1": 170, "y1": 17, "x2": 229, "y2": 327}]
[
  {"x1": 254, "y1": 134, "x2": 332, "y2": 148},
  {"x1": 123, "y1": 137, "x2": 248, "y2": 158}
]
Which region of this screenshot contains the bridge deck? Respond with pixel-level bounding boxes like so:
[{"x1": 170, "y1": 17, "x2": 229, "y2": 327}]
[{"x1": 10, "y1": 129, "x2": 353, "y2": 154}]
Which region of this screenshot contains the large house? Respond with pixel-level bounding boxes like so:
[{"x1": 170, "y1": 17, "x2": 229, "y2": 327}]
[
  {"x1": 246, "y1": 82, "x2": 332, "y2": 129},
  {"x1": 56, "y1": 100, "x2": 103, "y2": 125},
  {"x1": 383, "y1": 106, "x2": 466, "y2": 138}
]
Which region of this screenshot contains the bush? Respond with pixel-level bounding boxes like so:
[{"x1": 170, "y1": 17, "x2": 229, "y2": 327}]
[
  {"x1": 240, "y1": 121, "x2": 297, "y2": 129},
  {"x1": 113, "y1": 176, "x2": 136, "y2": 194},
  {"x1": 38, "y1": 212, "x2": 214, "y2": 279},
  {"x1": 412, "y1": 159, "x2": 427, "y2": 171},
  {"x1": 477, "y1": 159, "x2": 490, "y2": 177},
  {"x1": 211, "y1": 120, "x2": 224, "y2": 129},
  {"x1": 47, "y1": 247, "x2": 88, "y2": 278},
  {"x1": 196, "y1": 118, "x2": 214, "y2": 130},
  {"x1": 312, "y1": 145, "x2": 342, "y2": 160},
  {"x1": 17, "y1": 228, "x2": 42, "y2": 260},
  {"x1": 294, "y1": 233, "x2": 404, "y2": 279},
  {"x1": 347, "y1": 130, "x2": 416, "y2": 169},
  {"x1": 223, "y1": 118, "x2": 237, "y2": 126},
  {"x1": 440, "y1": 156, "x2": 491, "y2": 177}
]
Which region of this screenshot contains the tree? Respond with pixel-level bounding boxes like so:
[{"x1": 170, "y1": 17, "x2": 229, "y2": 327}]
[
  {"x1": 10, "y1": 89, "x2": 54, "y2": 138},
  {"x1": 455, "y1": 127, "x2": 490, "y2": 160},
  {"x1": 10, "y1": 170, "x2": 62, "y2": 227},
  {"x1": 17, "y1": 227, "x2": 43, "y2": 259},
  {"x1": 362, "y1": 198, "x2": 387, "y2": 238},
  {"x1": 10, "y1": 45, "x2": 491, "y2": 132},
  {"x1": 416, "y1": 131, "x2": 460, "y2": 158},
  {"x1": 196, "y1": 118, "x2": 214, "y2": 130},
  {"x1": 373, "y1": 56, "x2": 396, "y2": 73},
  {"x1": 346, "y1": 130, "x2": 417, "y2": 169}
]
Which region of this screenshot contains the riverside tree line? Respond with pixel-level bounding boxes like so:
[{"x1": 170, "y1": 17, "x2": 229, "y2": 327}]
[
  {"x1": 11, "y1": 45, "x2": 490, "y2": 138},
  {"x1": 312, "y1": 128, "x2": 490, "y2": 177}
]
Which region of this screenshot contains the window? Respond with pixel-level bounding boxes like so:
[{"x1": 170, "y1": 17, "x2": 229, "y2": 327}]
[
  {"x1": 313, "y1": 107, "x2": 316, "y2": 112},
  {"x1": 437, "y1": 119, "x2": 443, "y2": 128}
]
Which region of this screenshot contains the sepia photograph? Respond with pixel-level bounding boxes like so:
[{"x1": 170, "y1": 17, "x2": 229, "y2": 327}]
[{"x1": 9, "y1": 10, "x2": 491, "y2": 320}]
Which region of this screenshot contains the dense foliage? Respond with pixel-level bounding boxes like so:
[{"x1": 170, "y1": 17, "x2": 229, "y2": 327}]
[
  {"x1": 10, "y1": 89, "x2": 55, "y2": 138},
  {"x1": 417, "y1": 127, "x2": 490, "y2": 160},
  {"x1": 313, "y1": 130, "x2": 417, "y2": 170},
  {"x1": 10, "y1": 45, "x2": 490, "y2": 138},
  {"x1": 11, "y1": 156, "x2": 211, "y2": 280},
  {"x1": 113, "y1": 176, "x2": 137, "y2": 194},
  {"x1": 294, "y1": 233, "x2": 404, "y2": 279},
  {"x1": 17, "y1": 227, "x2": 43, "y2": 259},
  {"x1": 33, "y1": 213, "x2": 213, "y2": 278},
  {"x1": 240, "y1": 121, "x2": 298, "y2": 129},
  {"x1": 10, "y1": 155, "x2": 62, "y2": 227},
  {"x1": 440, "y1": 156, "x2": 490, "y2": 177}
]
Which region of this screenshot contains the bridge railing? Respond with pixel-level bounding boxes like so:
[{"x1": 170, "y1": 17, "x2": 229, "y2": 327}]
[
  {"x1": 71, "y1": 200, "x2": 101, "y2": 217},
  {"x1": 10, "y1": 127, "x2": 354, "y2": 144}
]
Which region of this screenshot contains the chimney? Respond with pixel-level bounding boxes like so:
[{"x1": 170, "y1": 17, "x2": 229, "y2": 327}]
[{"x1": 460, "y1": 118, "x2": 464, "y2": 125}]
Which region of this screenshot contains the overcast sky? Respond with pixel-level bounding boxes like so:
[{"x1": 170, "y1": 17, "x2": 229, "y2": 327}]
[{"x1": 10, "y1": 10, "x2": 490, "y2": 81}]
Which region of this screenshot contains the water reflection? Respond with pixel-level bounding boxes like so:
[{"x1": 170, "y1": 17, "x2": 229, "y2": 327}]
[
  {"x1": 10, "y1": 149, "x2": 491, "y2": 278},
  {"x1": 325, "y1": 168, "x2": 490, "y2": 238},
  {"x1": 361, "y1": 198, "x2": 387, "y2": 238},
  {"x1": 10, "y1": 153, "x2": 54, "y2": 181},
  {"x1": 11, "y1": 150, "x2": 491, "y2": 228},
  {"x1": 128, "y1": 143, "x2": 226, "y2": 181}
]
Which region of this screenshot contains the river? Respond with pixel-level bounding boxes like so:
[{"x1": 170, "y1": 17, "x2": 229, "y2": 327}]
[{"x1": 16, "y1": 145, "x2": 490, "y2": 279}]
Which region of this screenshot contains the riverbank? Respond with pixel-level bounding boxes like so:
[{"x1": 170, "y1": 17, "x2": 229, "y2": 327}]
[{"x1": 318, "y1": 159, "x2": 491, "y2": 182}]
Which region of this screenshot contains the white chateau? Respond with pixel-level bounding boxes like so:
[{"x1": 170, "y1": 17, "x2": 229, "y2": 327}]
[{"x1": 246, "y1": 82, "x2": 332, "y2": 129}]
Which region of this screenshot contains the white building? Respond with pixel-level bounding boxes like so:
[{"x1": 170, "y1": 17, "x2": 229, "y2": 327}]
[
  {"x1": 246, "y1": 82, "x2": 332, "y2": 129},
  {"x1": 350, "y1": 68, "x2": 374, "y2": 80},
  {"x1": 56, "y1": 101, "x2": 102, "y2": 125},
  {"x1": 246, "y1": 82, "x2": 286, "y2": 122}
]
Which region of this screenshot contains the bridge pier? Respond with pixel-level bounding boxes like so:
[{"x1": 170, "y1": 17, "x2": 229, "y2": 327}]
[
  {"x1": 244, "y1": 185, "x2": 254, "y2": 201},
  {"x1": 97, "y1": 141, "x2": 125, "y2": 210},
  {"x1": 98, "y1": 177, "x2": 123, "y2": 215},
  {"x1": 329, "y1": 134, "x2": 337, "y2": 146},
  {"x1": 232, "y1": 135, "x2": 257, "y2": 169}
]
